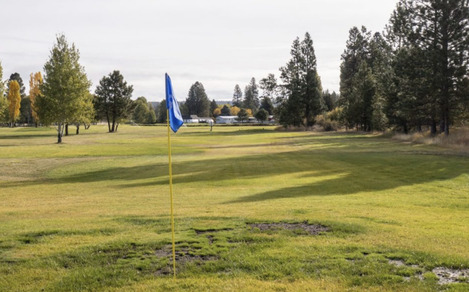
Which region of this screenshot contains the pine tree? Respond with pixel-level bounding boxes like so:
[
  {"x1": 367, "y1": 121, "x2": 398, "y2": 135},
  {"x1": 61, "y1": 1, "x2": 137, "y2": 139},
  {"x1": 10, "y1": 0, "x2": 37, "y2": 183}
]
[
  {"x1": 387, "y1": 0, "x2": 469, "y2": 135},
  {"x1": 279, "y1": 32, "x2": 323, "y2": 128},
  {"x1": 94, "y1": 70, "x2": 133, "y2": 132},
  {"x1": 232, "y1": 85, "x2": 243, "y2": 107},
  {"x1": 186, "y1": 81, "x2": 210, "y2": 117},
  {"x1": 0, "y1": 61, "x2": 8, "y2": 123},
  {"x1": 243, "y1": 77, "x2": 259, "y2": 112},
  {"x1": 210, "y1": 99, "x2": 218, "y2": 117},
  {"x1": 340, "y1": 27, "x2": 391, "y2": 131}
]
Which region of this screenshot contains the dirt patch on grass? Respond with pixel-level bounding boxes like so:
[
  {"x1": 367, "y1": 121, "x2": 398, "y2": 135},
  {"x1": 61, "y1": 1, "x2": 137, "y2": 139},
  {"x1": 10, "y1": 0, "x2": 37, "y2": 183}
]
[
  {"x1": 433, "y1": 267, "x2": 469, "y2": 285},
  {"x1": 154, "y1": 244, "x2": 218, "y2": 275},
  {"x1": 193, "y1": 228, "x2": 234, "y2": 235},
  {"x1": 388, "y1": 258, "x2": 469, "y2": 285},
  {"x1": 248, "y1": 222, "x2": 330, "y2": 235}
]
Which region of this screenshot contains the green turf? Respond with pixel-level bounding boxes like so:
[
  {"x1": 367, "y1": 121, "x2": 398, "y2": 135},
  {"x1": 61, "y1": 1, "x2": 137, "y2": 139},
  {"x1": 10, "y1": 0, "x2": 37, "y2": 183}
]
[{"x1": 1, "y1": 125, "x2": 468, "y2": 291}]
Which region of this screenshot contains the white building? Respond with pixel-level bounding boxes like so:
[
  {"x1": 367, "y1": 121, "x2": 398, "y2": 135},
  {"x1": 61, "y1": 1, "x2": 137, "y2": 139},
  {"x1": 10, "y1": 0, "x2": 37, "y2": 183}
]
[{"x1": 215, "y1": 116, "x2": 238, "y2": 124}]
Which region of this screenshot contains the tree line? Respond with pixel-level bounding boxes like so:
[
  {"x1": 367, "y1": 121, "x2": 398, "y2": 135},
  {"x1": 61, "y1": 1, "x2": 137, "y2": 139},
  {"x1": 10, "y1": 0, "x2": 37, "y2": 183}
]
[
  {"x1": 339, "y1": 0, "x2": 469, "y2": 135},
  {"x1": 1, "y1": 0, "x2": 467, "y2": 142},
  {"x1": 0, "y1": 35, "x2": 159, "y2": 143}
]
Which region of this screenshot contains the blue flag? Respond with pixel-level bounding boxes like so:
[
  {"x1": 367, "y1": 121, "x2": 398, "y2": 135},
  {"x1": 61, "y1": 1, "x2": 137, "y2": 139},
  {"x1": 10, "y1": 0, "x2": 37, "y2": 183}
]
[{"x1": 165, "y1": 73, "x2": 184, "y2": 133}]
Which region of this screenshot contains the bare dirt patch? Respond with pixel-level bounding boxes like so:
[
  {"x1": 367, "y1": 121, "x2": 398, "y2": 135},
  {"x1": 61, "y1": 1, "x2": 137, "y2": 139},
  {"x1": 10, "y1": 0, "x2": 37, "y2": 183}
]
[
  {"x1": 154, "y1": 244, "x2": 218, "y2": 275},
  {"x1": 388, "y1": 259, "x2": 469, "y2": 285},
  {"x1": 248, "y1": 222, "x2": 330, "y2": 235},
  {"x1": 432, "y1": 267, "x2": 469, "y2": 285}
]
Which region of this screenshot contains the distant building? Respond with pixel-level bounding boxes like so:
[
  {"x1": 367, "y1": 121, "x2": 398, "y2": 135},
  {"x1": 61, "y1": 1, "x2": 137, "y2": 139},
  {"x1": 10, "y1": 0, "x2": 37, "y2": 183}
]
[
  {"x1": 215, "y1": 116, "x2": 238, "y2": 124},
  {"x1": 183, "y1": 115, "x2": 214, "y2": 124}
]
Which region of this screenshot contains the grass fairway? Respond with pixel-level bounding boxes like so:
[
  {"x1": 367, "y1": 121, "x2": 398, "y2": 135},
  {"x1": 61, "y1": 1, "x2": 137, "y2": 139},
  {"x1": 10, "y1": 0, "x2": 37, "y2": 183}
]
[{"x1": 1, "y1": 125, "x2": 468, "y2": 291}]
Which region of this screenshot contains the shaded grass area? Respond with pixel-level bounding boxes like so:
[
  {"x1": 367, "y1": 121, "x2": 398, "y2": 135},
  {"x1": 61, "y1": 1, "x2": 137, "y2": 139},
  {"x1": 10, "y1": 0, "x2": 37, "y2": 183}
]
[{"x1": 1, "y1": 125, "x2": 468, "y2": 291}]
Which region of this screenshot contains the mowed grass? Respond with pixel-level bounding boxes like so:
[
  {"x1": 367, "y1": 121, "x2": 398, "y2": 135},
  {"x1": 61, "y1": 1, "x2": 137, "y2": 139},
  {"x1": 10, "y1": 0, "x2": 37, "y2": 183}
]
[{"x1": 0, "y1": 125, "x2": 468, "y2": 291}]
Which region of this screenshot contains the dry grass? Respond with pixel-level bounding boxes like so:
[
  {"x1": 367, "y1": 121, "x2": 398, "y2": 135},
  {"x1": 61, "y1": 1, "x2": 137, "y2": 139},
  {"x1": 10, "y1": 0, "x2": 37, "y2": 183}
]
[{"x1": 392, "y1": 127, "x2": 469, "y2": 152}]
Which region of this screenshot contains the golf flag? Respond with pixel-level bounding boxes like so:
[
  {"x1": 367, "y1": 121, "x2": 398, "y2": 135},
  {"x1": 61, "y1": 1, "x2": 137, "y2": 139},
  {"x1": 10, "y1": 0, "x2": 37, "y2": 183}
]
[{"x1": 165, "y1": 73, "x2": 184, "y2": 133}]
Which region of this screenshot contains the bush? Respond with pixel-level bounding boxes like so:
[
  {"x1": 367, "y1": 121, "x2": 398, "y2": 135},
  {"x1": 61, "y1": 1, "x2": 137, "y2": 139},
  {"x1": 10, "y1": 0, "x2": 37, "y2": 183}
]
[{"x1": 316, "y1": 108, "x2": 343, "y2": 131}]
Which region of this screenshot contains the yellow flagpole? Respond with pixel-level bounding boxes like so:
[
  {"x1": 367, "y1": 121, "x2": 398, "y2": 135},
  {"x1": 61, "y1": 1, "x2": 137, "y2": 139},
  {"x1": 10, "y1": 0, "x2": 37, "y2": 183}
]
[{"x1": 167, "y1": 109, "x2": 177, "y2": 279}]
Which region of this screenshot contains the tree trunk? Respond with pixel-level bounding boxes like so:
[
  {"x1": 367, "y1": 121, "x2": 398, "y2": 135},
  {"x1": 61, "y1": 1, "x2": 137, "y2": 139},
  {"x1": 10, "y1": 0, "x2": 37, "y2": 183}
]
[
  {"x1": 115, "y1": 123, "x2": 119, "y2": 132},
  {"x1": 431, "y1": 120, "x2": 437, "y2": 136},
  {"x1": 57, "y1": 123, "x2": 63, "y2": 143},
  {"x1": 111, "y1": 115, "x2": 116, "y2": 132},
  {"x1": 65, "y1": 124, "x2": 69, "y2": 136},
  {"x1": 444, "y1": 112, "x2": 449, "y2": 136},
  {"x1": 106, "y1": 112, "x2": 111, "y2": 132},
  {"x1": 76, "y1": 124, "x2": 80, "y2": 135}
]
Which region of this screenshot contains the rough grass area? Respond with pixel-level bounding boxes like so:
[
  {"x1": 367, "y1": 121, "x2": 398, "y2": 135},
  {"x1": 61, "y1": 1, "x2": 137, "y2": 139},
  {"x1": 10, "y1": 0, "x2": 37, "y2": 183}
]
[
  {"x1": 1, "y1": 125, "x2": 468, "y2": 291},
  {"x1": 392, "y1": 127, "x2": 469, "y2": 150}
]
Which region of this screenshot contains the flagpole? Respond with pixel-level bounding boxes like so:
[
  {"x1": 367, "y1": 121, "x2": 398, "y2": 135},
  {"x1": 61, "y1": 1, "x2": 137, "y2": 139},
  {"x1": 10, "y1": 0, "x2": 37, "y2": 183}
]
[{"x1": 167, "y1": 109, "x2": 177, "y2": 279}]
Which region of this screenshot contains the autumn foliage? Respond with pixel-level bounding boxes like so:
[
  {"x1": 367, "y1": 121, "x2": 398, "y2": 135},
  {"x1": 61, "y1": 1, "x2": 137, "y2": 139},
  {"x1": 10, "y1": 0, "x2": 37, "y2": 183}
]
[
  {"x1": 29, "y1": 72, "x2": 43, "y2": 123},
  {"x1": 7, "y1": 80, "x2": 21, "y2": 125}
]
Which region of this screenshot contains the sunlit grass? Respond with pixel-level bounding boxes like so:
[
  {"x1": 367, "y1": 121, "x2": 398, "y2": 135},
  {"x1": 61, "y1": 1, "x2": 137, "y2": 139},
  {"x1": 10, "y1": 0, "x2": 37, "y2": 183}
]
[{"x1": 1, "y1": 125, "x2": 468, "y2": 291}]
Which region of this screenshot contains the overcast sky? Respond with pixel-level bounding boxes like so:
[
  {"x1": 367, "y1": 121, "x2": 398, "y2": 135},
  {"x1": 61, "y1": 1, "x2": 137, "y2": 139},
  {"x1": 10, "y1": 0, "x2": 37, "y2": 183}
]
[{"x1": 0, "y1": 0, "x2": 398, "y2": 102}]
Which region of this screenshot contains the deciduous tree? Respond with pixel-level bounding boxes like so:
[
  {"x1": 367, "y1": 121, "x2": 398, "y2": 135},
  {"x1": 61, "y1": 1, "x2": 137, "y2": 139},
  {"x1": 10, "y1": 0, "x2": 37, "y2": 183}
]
[
  {"x1": 255, "y1": 108, "x2": 269, "y2": 124},
  {"x1": 37, "y1": 34, "x2": 92, "y2": 143},
  {"x1": 237, "y1": 108, "x2": 249, "y2": 123},
  {"x1": 29, "y1": 72, "x2": 42, "y2": 126},
  {"x1": 230, "y1": 106, "x2": 240, "y2": 116},
  {"x1": 7, "y1": 81, "x2": 21, "y2": 127}
]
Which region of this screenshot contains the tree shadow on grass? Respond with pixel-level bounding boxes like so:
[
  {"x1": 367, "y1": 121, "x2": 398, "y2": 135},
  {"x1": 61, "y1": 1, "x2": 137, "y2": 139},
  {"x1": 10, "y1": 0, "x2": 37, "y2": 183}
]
[
  {"x1": 180, "y1": 128, "x2": 273, "y2": 137},
  {"x1": 4, "y1": 144, "x2": 468, "y2": 206}
]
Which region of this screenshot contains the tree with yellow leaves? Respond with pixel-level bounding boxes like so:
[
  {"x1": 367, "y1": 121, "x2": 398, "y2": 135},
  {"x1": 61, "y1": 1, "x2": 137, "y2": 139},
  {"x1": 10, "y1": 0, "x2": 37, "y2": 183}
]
[
  {"x1": 7, "y1": 80, "x2": 21, "y2": 127},
  {"x1": 230, "y1": 106, "x2": 240, "y2": 116},
  {"x1": 29, "y1": 72, "x2": 43, "y2": 126}
]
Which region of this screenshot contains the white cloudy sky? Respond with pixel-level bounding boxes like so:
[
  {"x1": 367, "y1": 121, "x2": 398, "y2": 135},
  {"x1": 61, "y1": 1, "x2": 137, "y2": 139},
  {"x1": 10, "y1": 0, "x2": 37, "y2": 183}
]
[{"x1": 0, "y1": 0, "x2": 398, "y2": 102}]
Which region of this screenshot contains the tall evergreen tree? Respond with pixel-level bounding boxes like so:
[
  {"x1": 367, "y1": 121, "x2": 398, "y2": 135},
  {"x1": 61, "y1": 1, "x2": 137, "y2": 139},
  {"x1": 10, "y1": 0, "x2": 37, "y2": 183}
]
[
  {"x1": 387, "y1": 0, "x2": 469, "y2": 135},
  {"x1": 186, "y1": 81, "x2": 210, "y2": 117},
  {"x1": 322, "y1": 90, "x2": 340, "y2": 112},
  {"x1": 94, "y1": 70, "x2": 133, "y2": 132},
  {"x1": 279, "y1": 32, "x2": 323, "y2": 128},
  {"x1": 209, "y1": 99, "x2": 218, "y2": 117},
  {"x1": 340, "y1": 27, "x2": 391, "y2": 131},
  {"x1": 36, "y1": 35, "x2": 92, "y2": 142},
  {"x1": 243, "y1": 77, "x2": 259, "y2": 112},
  {"x1": 0, "y1": 61, "x2": 8, "y2": 123},
  {"x1": 259, "y1": 73, "x2": 278, "y2": 114},
  {"x1": 340, "y1": 26, "x2": 372, "y2": 130},
  {"x1": 232, "y1": 84, "x2": 243, "y2": 107}
]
